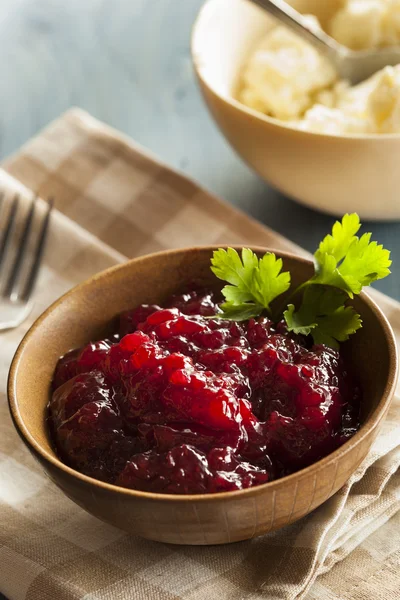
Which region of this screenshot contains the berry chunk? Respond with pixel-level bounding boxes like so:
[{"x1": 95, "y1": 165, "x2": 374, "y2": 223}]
[
  {"x1": 117, "y1": 444, "x2": 270, "y2": 494},
  {"x1": 50, "y1": 370, "x2": 111, "y2": 427}
]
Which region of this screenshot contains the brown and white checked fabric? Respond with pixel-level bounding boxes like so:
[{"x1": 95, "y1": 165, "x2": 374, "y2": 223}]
[{"x1": 0, "y1": 108, "x2": 399, "y2": 600}]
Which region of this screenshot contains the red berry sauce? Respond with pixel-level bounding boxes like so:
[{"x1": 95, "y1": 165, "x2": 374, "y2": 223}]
[{"x1": 49, "y1": 290, "x2": 360, "y2": 494}]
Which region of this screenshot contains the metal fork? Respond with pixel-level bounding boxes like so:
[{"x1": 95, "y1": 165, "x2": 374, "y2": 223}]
[{"x1": 0, "y1": 193, "x2": 52, "y2": 331}]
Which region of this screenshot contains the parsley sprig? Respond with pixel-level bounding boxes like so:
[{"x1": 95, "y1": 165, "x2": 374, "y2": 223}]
[
  {"x1": 211, "y1": 248, "x2": 290, "y2": 320},
  {"x1": 210, "y1": 214, "x2": 391, "y2": 349}
]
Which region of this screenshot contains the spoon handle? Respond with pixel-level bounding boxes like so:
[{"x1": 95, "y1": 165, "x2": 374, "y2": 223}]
[{"x1": 248, "y1": 0, "x2": 345, "y2": 62}]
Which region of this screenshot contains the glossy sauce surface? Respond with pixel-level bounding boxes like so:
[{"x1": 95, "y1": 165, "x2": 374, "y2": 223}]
[{"x1": 49, "y1": 291, "x2": 360, "y2": 494}]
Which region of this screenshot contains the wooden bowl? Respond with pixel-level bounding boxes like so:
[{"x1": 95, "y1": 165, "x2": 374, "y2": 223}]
[
  {"x1": 191, "y1": 0, "x2": 400, "y2": 220},
  {"x1": 8, "y1": 247, "x2": 398, "y2": 545}
]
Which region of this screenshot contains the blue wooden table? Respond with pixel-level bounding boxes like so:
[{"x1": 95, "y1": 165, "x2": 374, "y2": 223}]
[{"x1": 0, "y1": 0, "x2": 399, "y2": 300}]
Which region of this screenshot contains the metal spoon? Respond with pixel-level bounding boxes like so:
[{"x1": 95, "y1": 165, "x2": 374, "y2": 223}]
[{"x1": 249, "y1": 0, "x2": 400, "y2": 84}]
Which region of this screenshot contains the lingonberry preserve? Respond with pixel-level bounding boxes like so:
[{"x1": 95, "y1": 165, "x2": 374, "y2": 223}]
[{"x1": 49, "y1": 290, "x2": 360, "y2": 494}]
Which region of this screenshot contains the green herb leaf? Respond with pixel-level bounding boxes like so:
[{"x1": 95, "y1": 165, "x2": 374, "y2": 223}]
[
  {"x1": 255, "y1": 252, "x2": 291, "y2": 308},
  {"x1": 336, "y1": 233, "x2": 392, "y2": 294},
  {"x1": 211, "y1": 248, "x2": 291, "y2": 319},
  {"x1": 313, "y1": 213, "x2": 391, "y2": 297},
  {"x1": 217, "y1": 302, "x2": 264, "y2": 321},
  {"x1": 316, "y1": 213, "x2": 361, "y2": 262},
  {"x1": 284, "y1": 286, "x2": 362, "y2": 349}
]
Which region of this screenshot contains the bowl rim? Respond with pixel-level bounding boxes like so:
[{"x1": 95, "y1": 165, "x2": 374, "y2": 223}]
[
  {"x1": 8, "y1": 245, "x2": 399, "y2": 503},
  {"x1": 191, "y1": 0, "x2": 400, "y2": 142}
]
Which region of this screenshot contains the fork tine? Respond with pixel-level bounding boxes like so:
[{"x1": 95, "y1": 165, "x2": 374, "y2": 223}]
[
  {"x1": 3, "y1": 196, "x2": 36, "y2": 298},
  {"x1": 0, "y1": 193, "x2": 19, "y2": 270},
  {"x1": 20, "y1": 198, "x2": 53, "y2": 301}
]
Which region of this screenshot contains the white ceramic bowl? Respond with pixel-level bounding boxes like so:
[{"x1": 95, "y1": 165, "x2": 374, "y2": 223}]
[{"x1": 191, "y1": 0, "x2": 400, "y2": 220}]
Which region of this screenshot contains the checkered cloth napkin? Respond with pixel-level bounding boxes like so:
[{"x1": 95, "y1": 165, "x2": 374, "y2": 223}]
[{"x1": 0, "y1": 108, "x2": 399, "y2": 600}]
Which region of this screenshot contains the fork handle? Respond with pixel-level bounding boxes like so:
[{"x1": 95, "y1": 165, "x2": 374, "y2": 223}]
[{"x1": 248, "y1": 0, "x2": 346, "y2": 63}]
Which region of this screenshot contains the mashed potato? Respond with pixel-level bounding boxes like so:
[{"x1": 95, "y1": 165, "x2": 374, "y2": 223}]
[
  {"x1": 240, "y1": 16, "x2": 336, "y2": 121},
  {"x1": 330, "y1": 0, "x2": 400, "y2": 50},
  {"x1": 298, "y1": 65, "x2": 400, "y2": 134},
  {"x1": 238, "y1": 0, "x2": 400, "y2": 135}
]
